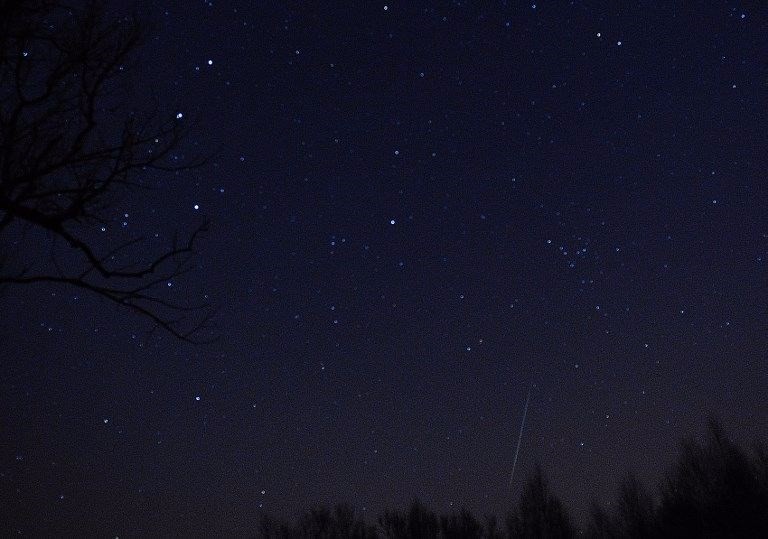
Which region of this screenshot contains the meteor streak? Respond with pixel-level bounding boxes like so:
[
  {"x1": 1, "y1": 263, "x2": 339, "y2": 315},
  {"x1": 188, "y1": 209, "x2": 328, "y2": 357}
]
[{"x1": 509, "y1": 382, "x2": 532, "y2": 488}]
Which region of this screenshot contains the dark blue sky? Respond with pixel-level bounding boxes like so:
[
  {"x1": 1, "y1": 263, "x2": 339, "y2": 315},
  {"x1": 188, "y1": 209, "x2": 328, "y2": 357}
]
[{"x1": 2, "y1": 1, "x2": 768, "y2": 535}]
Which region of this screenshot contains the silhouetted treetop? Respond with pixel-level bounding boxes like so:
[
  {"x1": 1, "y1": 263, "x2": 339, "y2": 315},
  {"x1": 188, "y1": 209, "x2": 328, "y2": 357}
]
[
  {"x1": 657, "y1": 419, "x2": 768, "y2": 538},
  {"x1": 507, "y1": 467, "x2": 575, "y2": 539},
  {"x1": 256, "y1": 421, "x2": 768, "y2": 539},
  {"x1": 0, "y1": 0, "x2": 214, "y2": 342}
]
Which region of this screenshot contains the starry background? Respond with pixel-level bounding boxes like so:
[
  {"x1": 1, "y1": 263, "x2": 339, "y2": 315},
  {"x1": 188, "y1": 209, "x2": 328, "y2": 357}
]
[{"x1": 2, "y1": 0, "x2": 768, "y2": 536}]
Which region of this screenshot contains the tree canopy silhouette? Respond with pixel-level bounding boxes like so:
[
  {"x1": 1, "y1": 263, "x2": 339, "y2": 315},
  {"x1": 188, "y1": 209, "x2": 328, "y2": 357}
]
[
  {"x1": 0, "y1": 0, "x2": 213, "y2": 342},
  {"x1": 506, "y1": 467, "x2": 575, "y2": 539},
  {"x1": 655, "y1": 419, "x2": 768, "y2": 537},
  {"x1": 256, "y1": 420, "x2": 768, "y2": 538}
]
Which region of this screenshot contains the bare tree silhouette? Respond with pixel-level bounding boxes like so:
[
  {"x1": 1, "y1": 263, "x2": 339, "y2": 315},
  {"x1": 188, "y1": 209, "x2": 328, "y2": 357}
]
[
  {"x1": 0, "y1": 1, "x2": 214, "y2": 342},
  {"x1": 379, "y1": 499, "x2": 439, "y2": 539},
  {"x1": 259, "y1": 504, "x2": 378, "y2": 539},
  {"x1": 585, "y1": 475, "x2": 655, "y2": 539},
  {"x1": 255, "y1": 419, "x2": 768, "y2": 539},
  {"x1": 657, "y1": 418, "x2": 768, "y2": 537},
  {"x1": 506, "y1": 467, "x2": 575, "y2": 539}
]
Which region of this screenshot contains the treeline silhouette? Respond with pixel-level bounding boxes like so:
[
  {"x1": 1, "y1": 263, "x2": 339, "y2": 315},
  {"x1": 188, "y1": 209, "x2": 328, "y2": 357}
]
[{"x1": 257, "y1": 420, "x2": 768, "y2": 538}]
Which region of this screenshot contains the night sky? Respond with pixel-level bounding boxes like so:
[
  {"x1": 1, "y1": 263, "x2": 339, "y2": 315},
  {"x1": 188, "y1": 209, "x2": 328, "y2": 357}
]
[{"x1": 2, "y1": 1, "x2": 768, "y2": 536}]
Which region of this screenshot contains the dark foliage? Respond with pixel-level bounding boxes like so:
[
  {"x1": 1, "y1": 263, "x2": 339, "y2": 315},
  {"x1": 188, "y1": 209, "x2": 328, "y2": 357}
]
[
  {"x1": 0, "y1": 0, "x2": 214, "y2": 341},
  {"x1": 506, "y1": 467, "x2": 575, "y2": 539},
  {"x1": 258, "y1": 421, "x2": 768, "y2": 538},
  {"x1": 585, "y1": 419, "x2": 768, "y2": 539},
  {"x1": 655, "y1": 419, "x2": 768, "y2": 538},
  {"x1": 259, "y1": 504, "x2": 377, "y2": 539},
  {"x1": 585, "y1": 475, "x2": 655, "y2": 538},
  {"x1": 379, "y1": 499, "x2": 439, "y2": 539}
]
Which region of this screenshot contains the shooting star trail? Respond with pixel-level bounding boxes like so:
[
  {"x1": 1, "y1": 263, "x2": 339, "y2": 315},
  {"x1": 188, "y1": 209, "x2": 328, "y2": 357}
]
[{"x1": 509, "y1": 382, "x2": 532, "y2": 488}]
